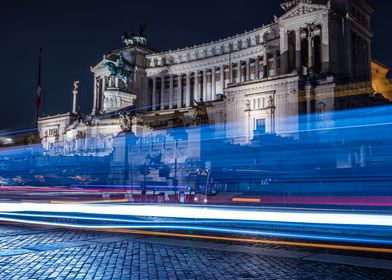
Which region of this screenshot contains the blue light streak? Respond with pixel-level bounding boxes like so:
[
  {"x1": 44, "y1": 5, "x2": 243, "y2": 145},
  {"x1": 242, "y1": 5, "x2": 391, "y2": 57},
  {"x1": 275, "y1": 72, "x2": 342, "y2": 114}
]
[{"x1": 1, "y1": 214, "x2": 392, "y2": 246}]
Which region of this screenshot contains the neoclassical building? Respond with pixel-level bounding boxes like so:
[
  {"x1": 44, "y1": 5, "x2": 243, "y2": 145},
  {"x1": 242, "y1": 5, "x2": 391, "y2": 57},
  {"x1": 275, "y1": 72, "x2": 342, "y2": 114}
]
[{"x1": 38, "y1": 0, "x2": 378, "y2": 157}]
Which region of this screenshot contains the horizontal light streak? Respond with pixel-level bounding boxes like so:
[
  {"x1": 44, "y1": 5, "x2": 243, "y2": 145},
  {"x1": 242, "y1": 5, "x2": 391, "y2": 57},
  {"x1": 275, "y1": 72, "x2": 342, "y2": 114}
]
[
  {"x1": 232, "y1": 197, "x2": 262, "y2": 203},
  {"x1": 50, "y1": 199, "x2": 129, "y2": 204},
  {"x1": 0, "y1": 203, "x2": 392, "y2": 227},
  {"x1": 1, "y1": 214, "x2": 392, "y2": 249},
  {"x1": 70, "y1": 184, "x2": 189, "y2": 189}
]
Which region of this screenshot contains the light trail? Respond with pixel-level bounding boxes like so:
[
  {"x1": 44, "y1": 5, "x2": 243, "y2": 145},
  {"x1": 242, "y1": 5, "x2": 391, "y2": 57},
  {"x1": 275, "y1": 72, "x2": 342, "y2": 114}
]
[
  {"x1": 0, "y1": 203, "x2": 392, "y2": 227},
  {"x1": 1, "y1": 211, "x2": 387, "y2": 229},
  {"x1": 1, "y1": 218, "x2": 392, "y2": 254},
  {"x1": 1, "y1": 214, "x2": 392, "y2": 246},
  {"x1": 50, "y1": 199, "x2": 129, "y2": 204}
]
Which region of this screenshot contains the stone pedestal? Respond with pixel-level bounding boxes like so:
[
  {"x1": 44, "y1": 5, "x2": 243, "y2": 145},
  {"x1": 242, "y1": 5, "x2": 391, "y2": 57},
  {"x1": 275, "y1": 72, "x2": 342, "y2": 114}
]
[{"x1": 103, "y1": 88, "x2": 137, "y2": 113}]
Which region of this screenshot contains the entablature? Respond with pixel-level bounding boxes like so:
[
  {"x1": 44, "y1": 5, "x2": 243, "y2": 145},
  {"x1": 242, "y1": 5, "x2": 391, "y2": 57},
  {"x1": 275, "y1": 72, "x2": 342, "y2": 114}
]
[
  {"x1": 145, "y1": 44, "x2": 268, "y2": 77},
  {"x1": 146, "y1": 24, "x2": 279, "y2": 69}
]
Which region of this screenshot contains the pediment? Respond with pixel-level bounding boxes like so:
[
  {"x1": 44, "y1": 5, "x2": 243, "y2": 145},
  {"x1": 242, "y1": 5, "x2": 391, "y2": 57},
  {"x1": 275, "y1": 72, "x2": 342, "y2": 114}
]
[{"x1": 280, "y1": 2, "x2": 328, "y2": 20}]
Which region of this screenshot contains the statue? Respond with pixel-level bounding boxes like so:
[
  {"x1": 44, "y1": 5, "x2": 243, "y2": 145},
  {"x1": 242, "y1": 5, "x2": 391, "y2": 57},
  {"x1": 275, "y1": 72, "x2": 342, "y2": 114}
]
[
  {"x1": 119, "y1": 112, "x2": 135, "y2": 132},
  {"x1": 122, "y1": 23, "x2": 148, "y2": 46},
  {"x1": 137, "y1": 23, "x2": 148, "y2": 37},
  {"x1": 105, "y1": 53, "x2": 134, "y2": 89},
  {"x1": 280, "y1": 0, "x2": 299, "y2": 11},
  {"x1": 317, "y1": 101, "x2": 327, "y2": 113},
  {"x1": 73, "y1": 81, "x2": 80, "y2": 93},
  {"x1": 245, "y1": 99, "x2": 251, "y2": 111},
  {"x1": 268, "y1": 96, "x2": 274, "y2": 107},
  {"x1": 121, "y1": 31, "x2": 134, "y2": 46},
  {"x1": 193, "y1": 99, "x2": 209, "y2": 126}
]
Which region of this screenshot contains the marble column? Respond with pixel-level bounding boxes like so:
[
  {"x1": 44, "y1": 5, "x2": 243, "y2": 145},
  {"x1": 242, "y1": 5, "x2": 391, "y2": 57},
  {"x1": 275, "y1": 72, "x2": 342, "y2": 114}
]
[
  {"x1": 143, "y1": 76, "x2": 149, "y2": 109},
  {"x1": 220, "y1": 66, "x2": 225, "y2": 93},
  {"x1": 237, "y1": 62, "x2": 242, "y2": 83},
  {"x1": 97, "y1": 77, "x2": 106, "y2": 112},
  {"x1": 72, "y1": 88, "x2": 78, "y2": 114},
  {"x1": 152, "y1": 76, "x2": 157, "y2": 111},
  {"x1": 160, "y1": 75, "x2": 165, "y2": 110},
  {"x1": 102, "y1": 77, "x2": 107, "y2": 92},
  {"x1": 92, "y1": 77, "x2": 98, "y2": 115},
  {"x1": 321, "y1": 19, "x2": 330, "y2": 73},
  {"x1": 211, "y1": 67, "x2": 216, "y2": 100},
  {"x1": 307, "y1": 30, "x2": 314, "y2": 75},
  {"x1": 203, "y1": 69, "x2": 207, "y2": 101},
  {"x1": 255, "y1": 57, "x2": 260, "y2": 80},
  {"x1": 246, "y1": 60, "x2": 251, "y2": 81},
  {"x1": 229, "y1": 63, "x2": 233, "y2": 83},
  {"x1": 273, "y1": 51, "x2": 278, "y2": 76},
  {"x1": 186, "y1": 73, "x2": 191, "y2": 107},
  {"x1": 263, "y1": 47, "x2": 268, "y2": 78},
  {"x1": 194, "y1": 72, "x2": 199, "y2": 101},
  {"x1": 295, "y1": 28, "x2": 302, "y2": 73},
  {"x1": 169, "y1": 75, "x2": 174, "y2": 109},
  {"x1": 280, "y1": 29, "x2": 288, "y2": 74},
  {"x1": 177, "y1": 75, "x2": 183, "y2": 108}
]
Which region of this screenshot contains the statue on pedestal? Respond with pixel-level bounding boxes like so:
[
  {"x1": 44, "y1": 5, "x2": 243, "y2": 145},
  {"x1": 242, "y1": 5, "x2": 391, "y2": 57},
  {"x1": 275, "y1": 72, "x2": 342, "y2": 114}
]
[
  {"x1": 105, "y1": 53, "x2": 134, "y2": 90},
  {"x1": 119, "y1": 112, "x2": 135, "y2": 132},
  {"x1": 193, "y1": 99, "x2": 209, "y2": 126}
]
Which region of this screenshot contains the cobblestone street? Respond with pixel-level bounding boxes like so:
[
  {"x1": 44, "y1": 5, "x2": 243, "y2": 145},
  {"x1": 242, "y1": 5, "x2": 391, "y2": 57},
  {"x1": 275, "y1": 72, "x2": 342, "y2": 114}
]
[{"x1": 0, "y1": 224, "x2": 390, "y2": 279}]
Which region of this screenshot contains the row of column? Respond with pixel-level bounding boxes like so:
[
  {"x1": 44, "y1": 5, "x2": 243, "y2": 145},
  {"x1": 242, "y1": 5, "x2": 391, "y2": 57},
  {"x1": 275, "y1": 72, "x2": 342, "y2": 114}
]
[
  {"x1": 150, "y1": 56, "x2": 278, "y2": 111},
  {"x1": 280, "y1": 23, "x2": 330, "y2": 75}
]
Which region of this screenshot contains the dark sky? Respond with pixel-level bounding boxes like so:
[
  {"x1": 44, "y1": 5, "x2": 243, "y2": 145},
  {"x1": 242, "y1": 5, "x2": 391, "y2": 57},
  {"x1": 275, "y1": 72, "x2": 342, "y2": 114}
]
[{"x1": 1, "y1": 0, "x2": 391, "y2": 130}]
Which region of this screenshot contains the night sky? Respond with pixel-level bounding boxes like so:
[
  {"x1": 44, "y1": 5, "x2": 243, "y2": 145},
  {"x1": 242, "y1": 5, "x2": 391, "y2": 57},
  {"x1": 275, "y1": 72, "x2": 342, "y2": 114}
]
[{"x1": 1, "y1": 0, "x2": 391, "y2": 130}]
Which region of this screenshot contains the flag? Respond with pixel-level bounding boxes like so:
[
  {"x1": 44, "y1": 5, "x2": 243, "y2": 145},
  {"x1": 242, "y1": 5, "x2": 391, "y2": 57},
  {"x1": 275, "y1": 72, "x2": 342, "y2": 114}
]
[
  {"x1": 36, "y1": 85, "x2": 42, "y2": 110},
  {"x1": 36, "y1": 48, "x2": 43, "y2": 111}
]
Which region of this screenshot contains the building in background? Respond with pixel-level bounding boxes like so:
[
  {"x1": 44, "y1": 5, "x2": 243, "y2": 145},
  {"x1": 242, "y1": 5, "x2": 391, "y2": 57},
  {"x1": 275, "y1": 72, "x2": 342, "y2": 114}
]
[{"x1": 35, "y1": 0, "x2": 392, "y2": 188}]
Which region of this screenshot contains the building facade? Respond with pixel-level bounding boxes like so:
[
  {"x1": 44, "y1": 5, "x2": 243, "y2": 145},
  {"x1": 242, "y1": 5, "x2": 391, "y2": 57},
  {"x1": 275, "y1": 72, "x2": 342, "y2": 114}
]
[{"x1": 38, "y1": 0, "x2": 376, "y2": 159}]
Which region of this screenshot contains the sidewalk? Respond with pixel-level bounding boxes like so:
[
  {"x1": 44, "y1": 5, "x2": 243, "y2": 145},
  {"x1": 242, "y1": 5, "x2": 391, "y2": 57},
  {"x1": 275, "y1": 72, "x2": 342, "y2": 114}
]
[{"x1": 0, "y1": 225, "x2": 390, "y2": 279}]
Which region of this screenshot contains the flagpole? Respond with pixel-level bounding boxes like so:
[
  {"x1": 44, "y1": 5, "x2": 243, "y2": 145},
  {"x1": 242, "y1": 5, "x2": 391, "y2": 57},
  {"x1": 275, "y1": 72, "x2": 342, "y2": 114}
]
[{"x1": 35, "y1": 48, "x2": 43, "y2": 128}]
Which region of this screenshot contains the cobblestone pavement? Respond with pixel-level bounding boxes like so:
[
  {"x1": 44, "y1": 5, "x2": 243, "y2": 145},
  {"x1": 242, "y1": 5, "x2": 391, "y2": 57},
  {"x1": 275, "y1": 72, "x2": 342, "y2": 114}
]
[{"x1": 0, "y1": 225, "x2": 391, "y2": 279}]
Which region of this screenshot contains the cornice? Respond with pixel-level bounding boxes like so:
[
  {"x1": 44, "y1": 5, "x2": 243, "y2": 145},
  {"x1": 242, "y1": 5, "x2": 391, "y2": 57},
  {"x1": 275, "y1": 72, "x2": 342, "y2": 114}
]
[
  {"x1": 146, "y1": 45, "x2": 266, "y2": 76},
  {"x1": 225, "y1": 74, "x2": 299, "y2": 95}
]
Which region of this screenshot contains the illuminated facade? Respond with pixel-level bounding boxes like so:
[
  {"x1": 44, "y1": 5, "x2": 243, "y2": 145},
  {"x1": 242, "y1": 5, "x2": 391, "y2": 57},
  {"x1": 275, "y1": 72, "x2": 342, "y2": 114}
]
[
  {"x1": 38, "y1": 0, "x2": 377, "y2": 158},
  {"x1": 371, "y1": 60, "x2": 392, "y2": 101}
]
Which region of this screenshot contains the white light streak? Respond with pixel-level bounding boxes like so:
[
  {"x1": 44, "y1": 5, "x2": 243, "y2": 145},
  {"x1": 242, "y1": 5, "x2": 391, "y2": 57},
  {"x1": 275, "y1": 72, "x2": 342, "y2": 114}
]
[{"x1": 0, "y1": 203, "x2": 391, "y2": 227}]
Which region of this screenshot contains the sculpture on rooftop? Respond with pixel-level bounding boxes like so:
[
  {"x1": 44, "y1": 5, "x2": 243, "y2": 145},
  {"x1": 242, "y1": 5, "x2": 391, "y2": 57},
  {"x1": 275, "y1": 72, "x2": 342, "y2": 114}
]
[
  {"x1": 122, "y1": 23, "x2": 148, "y2": 46},
  {"x1": 281, "y1": 0, "x2": 330, "y2": 11}
]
